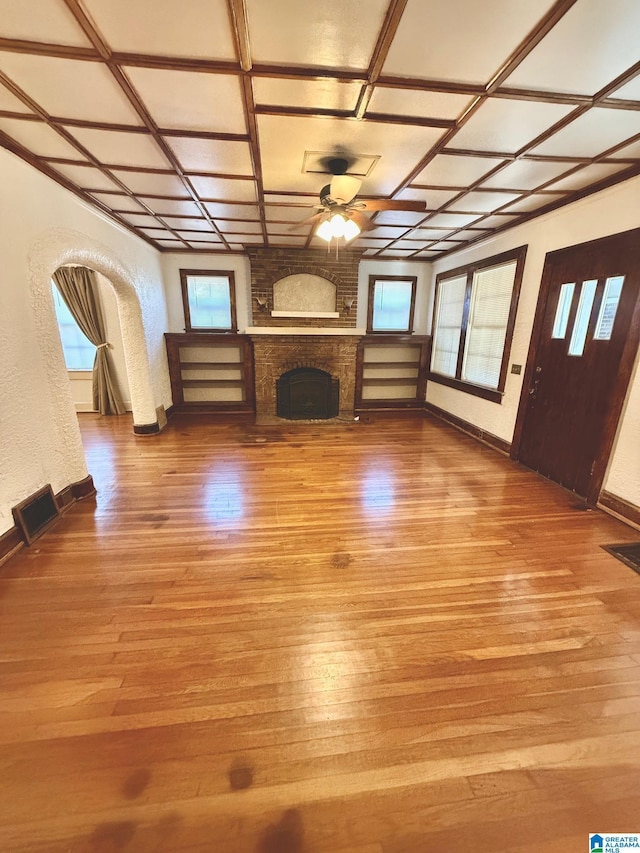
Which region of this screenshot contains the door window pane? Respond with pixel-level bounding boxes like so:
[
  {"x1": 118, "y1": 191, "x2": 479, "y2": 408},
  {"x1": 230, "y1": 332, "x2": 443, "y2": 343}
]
[
  {"x1": 431, "y1": 275, "x2": 467, "y2": 377},
  {"x1": 568, "y1": 279, "x2": 597, "y2": 357},
  {"x1": 594, "y1": 275, "x2": 624, "y2": 340},
  {"x1": 551, "y1": 282, "x2": 575, "y2": 339}
]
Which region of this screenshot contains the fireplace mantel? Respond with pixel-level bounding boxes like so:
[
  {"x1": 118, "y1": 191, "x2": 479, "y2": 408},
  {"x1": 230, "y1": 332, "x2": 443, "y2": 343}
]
[{"x1": 245, "y1": 327, "x2": 365, "y2": 336}]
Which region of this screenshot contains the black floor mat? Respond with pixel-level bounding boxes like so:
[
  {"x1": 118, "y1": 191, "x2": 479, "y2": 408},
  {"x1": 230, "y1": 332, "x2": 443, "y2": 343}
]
[{"x1": 602, "y1": 542, "x2": 640, "y2": 574}]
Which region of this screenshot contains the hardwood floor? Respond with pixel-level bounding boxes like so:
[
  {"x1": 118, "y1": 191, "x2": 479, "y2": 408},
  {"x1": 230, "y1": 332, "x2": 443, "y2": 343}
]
[{"x1": 1, "y1": 412, "x2": 639, "y2": 852}]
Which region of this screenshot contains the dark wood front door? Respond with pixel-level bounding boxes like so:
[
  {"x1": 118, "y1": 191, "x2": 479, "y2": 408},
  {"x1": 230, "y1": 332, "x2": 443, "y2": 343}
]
[{"x1": 514, "y1": 228, "x2": 640, "y2": 502}]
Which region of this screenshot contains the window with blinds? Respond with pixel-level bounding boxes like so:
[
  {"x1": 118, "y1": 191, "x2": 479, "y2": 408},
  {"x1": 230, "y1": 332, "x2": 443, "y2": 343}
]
[
  {"x1": 462, "y1": 261, "x2": 517, "y2": 388},
  {"x1": 180, "y1": 269, "x2": 238, "y2": 333},
  {"x1": 431, "y1": 274, "x2": 466, "y2": 377},
  {"x1": 429, "y1": 247, "x2": 526, "y2": 402}
]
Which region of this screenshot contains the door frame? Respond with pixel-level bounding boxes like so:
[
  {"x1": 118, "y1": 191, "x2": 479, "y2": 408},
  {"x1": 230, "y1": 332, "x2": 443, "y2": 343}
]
[{"x1": 510, "y1": 226, "x2": 640, "y2": 505}]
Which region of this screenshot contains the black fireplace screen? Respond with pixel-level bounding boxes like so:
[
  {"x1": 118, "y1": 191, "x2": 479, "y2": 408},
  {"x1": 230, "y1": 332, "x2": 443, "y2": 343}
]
[{"x1": 276, "y1": 367, "x2": 339, "y2": 420}]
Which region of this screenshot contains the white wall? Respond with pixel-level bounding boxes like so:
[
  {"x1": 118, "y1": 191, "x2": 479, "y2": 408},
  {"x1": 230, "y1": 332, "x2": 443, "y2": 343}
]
[
  {"x1": 427, "y1": 174, "x2": 640, "y2": 506},
  {"x1": 161, "y1": 253, "x2": 252, "y2": 332},
  {"x1": 0, "y1": 148, "x2": 169, "y2": 537}
]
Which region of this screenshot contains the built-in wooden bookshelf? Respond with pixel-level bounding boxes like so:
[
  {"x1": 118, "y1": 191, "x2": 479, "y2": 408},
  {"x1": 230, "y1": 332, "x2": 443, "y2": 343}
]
[
  {"x1": 165, "y1": 333, "x2": 255, "y2": 414},
  {"x1": 355, "y1": 335, "x2": 431, "y2": 411}
]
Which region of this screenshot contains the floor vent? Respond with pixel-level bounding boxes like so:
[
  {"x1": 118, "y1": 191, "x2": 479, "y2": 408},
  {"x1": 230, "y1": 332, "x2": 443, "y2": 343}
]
[
  {"x1": 12, "y1": 485, "x2": 60, "y2": 545},
  {"x1": 602, "y1": 542, "x2": 640, "y2": 575}
]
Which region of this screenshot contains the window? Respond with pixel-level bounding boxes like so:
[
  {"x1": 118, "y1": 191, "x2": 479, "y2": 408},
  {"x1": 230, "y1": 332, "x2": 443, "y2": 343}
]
[
  {"x1": 594, "y1": 275, "x2": 624, "y2": 340},
  {"x1": 430, "y1": 246, "x2": 526, "y2": 403},
  {"x1": 551, "y1": 282, "x2": 575, "y2": 339},
  {"x1": 51, "y1": 282, "x2": 96, "y2": 370},
  {"x1": 367, "y1": 276, "x2": 417, "y2": 333},
  {"x1": 180, "y1": 269, "x2": 237, "y2": 332},
  {"x1": 568, "y1": 279, "x2": 597, "y2": 357}
]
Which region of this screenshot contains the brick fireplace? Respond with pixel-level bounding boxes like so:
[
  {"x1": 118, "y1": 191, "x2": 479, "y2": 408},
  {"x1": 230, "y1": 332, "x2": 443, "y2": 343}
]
[
  {"x1": 249, "y1": 331, "x2": 361, "y2": 417},
  {"x1": 246, "y1": 247, "x2": 364, "y2": 418}
]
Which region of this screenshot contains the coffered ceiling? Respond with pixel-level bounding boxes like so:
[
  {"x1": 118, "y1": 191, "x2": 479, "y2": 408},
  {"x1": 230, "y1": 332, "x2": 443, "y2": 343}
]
[{"x1": 0, "y1": 0, "x2": 639, "y2": 259}]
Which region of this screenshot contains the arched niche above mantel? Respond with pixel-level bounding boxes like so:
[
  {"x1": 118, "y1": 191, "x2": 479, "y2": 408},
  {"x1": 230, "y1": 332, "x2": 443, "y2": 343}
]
[{"x1": 272, "y1": 273, "x2": 338, "y2": 318}]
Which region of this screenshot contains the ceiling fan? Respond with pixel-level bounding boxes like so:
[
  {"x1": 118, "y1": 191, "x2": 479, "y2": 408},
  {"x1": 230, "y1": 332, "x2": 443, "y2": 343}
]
[{"x1": 291, "y1": 157, "x2": 427, "y2": 242}]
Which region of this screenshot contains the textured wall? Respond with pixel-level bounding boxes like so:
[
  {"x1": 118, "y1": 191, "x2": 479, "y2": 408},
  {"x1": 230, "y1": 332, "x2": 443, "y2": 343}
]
[{"x1": 0, "y1": 148, "x2": 169, "y2": 536}]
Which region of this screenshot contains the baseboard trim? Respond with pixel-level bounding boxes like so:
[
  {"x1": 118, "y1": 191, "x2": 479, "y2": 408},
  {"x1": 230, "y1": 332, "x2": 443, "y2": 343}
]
[
  {"x1": 133, "y1": 421, "x2": 160, "y2": 435},
  {"x1": 0, "y1": 526, "x2": 24, "y2": 567},
  {"x1": 425, "y1": 402, "x2": 511, "y2": 456},
  {"x1": 71, "y1": 474, "x2": 96, "y2": 501},
  {"x1": 598, "y1": 491, "x2": 640, "y2": 531}
]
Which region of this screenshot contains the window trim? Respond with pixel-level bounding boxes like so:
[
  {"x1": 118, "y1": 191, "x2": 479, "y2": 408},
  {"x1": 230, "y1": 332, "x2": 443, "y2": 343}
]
[
  {"x1": 367, "y1": 275, "x2": 417, "y2": 334},
  {"x1": 429, "y1": 246, "x2": 527, "y2": 404},
  {"x1": 180, "y1": 268, "x2": 238, "y2": 333}
]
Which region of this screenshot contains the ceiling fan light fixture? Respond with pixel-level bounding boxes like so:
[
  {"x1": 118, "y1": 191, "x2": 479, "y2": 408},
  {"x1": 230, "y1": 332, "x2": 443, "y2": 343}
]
[{"x1": 315, "y1": 213, "x2": 361, "y2": 243}]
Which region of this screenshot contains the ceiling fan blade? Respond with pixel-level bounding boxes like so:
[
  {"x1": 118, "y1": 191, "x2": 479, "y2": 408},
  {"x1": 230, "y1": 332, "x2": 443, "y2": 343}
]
[
  {"x1": 330, "y1": 174, "x2": 362, "y2": 205},
  {"x1": 358, "y1": 199, "x2": 427, "y2": 212},
  {"x1": 348, "y1": 209, "x2": 374, "y2": 232},
  {"x1": 288, "y1": 212, "x2": 325, "y2": 231}
]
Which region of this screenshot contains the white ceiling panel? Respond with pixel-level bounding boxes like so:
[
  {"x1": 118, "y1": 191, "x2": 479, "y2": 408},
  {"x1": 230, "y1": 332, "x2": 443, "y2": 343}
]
[
  {"x1": 139, "y1": 228, "x2": 179, "y2": 239},
  {"x1": 542, "y1": 162, "x2": 631, "y2": 192},
  {"x1": 66, "y1": 127, "x2": 171, "y2": 168},
  {"x1": 608, "y1": 138, "x2": 640, "y2": 159},
  {"x1": 165, "y1": 137, "x2": 253, "y2": 175},
  {"x1": 411, "y1": 227, "x2": 457, "y2": 239},
  {"x1": 119, "y1": 213, "x2": 164, "y2": 227},
  {"x1": 390, "y1": 240, "x2": 433, "y2": 250},
  {"x1": 246, "y1": 0, "x2": 389, "y2": 70},
  {"x1": 363, "y1": 226, "x2": 410, "y2": 239},
  {"x1": 0, "y1": 117, "x2": 84, "y2": 158},
  {"x1": 0, "y1": 84, "x2": 34, "y2": 113},
  {"x1": 217, "y1": 221, "x2": 263, "y2": 234},
  {"x1": 264, "y1": 205, "x2": 315, "y2": 222},
  {"x1": 267, "y1": 223, "x2": 304, "y2": 235},
  {"x1": 205, "y1": 202, "x2": 262, "y2": 219},
  {"x1": 81, "y1": 0, "x2": 236, "y2": 60},
  {"x1": 188, "y1": 240, "x2": 224, "y2": 248},
  {"x1": 189, "y1": 176, "x2": 258, "y2": 202},
  {"x1": 0, "y1": 0, "x2": 91, "y2": 47},
  {"x1": 500, "y1": 195, "x2": 558, "y2": 214},
  {"x1": 449, "y1": 228, "x2": 492, "y2": 241},
  {"x1": 383, "y1": 0, "x2": 557, "y2": 84},
  {"x1": 395, "y1": 187, "x2": 462, "y2": 208},
  {"x1": 451, "y1": 98, "x2": 575, "y2": 154},
  {"x1": 142, "y1": 198, "x2": 202, "y2": 216},
  {"x1": 90, "y1": 193, "x2": 147, "y2": 213},
  {"x1": 124, "y1": 67, "x2": 246, "y2": 133},
  {"x1": 176, "y1": 230, "x2": 220, "y2": 240},
  {"x1": 505, "y1": 0, "x2": 640, "y2": 96},
  {"x1": 423, "y1": 212, "x2": 483, "y2": 228},
  {"x1": 367, "y1": 88, "x2": 473, "y2": 120},
  {"x1": 612, "y1": 76, "x2": 640, "y2": 101},
  {"x1": 412, "y1": 154, "x2": 507, "y2": 187},
  {"x1": 480, "y1": 158, "x2": 577, "y2": 190},
  {"x1": 263, "y1": 194, "x2": 318, "y2": 205},
  {"x1": 448, "y1": 190, "x2": 522, "y2": 212},
  {"x1": 52, "y1": 163, "x2": 120, "y2": 190},
  {"x1": 111, "y1": 170, "x2": 187, "y2": 195},
  {"x1": 0, "y1": 53, "x2": 143, "y2": 124},
  {"x1": 413, "y1": 250, "x2": 442, "y2": 258},
  {"x1": 377, "y1": 249, "x2": 417, "y2": 257},
  {"x1": 235, "y1": 235, "x2": 265, "y2": 244},
  {"x1": 470, "y1": 214, "x2": 521, "y2": 228},
  {"x1": 530, "y1": 107, "x2": 640, "y2": 158},
  {"x1": 252, "y1": 78, "x2": 362, "y2": 111},
  {"x1": 373, "y1": 210, "x2": 428, "y2": 226},
  {"x1": 257, "y1": 114, "x2": 446, "y2": 195},
  {"x1": 156, "y1": 240, "x2": 185, "y2": 248},
  {"x1": 161, "y1": 217, "x2": 215, "y2": 231}
]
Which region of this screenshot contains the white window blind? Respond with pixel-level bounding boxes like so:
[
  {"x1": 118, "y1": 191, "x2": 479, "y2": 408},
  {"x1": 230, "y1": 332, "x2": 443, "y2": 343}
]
[
  {"x1": 186, "y1": 275, "x2": 232, "y2": 329},
  {"x1": 462, "y1": 260, "x2": 517, "y2": 389},
  {"x1": 371, "y1": 279, "x2": 414, "y2": 331},
  {"x1": 431, "y1": 274, "x2": 467, "y2": 377}
]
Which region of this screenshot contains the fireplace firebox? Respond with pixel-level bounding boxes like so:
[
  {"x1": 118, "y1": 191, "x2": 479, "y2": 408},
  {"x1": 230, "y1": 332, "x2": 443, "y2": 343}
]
[{"x1": 276, "y1": 368, "x2": 339, "y2": 420}]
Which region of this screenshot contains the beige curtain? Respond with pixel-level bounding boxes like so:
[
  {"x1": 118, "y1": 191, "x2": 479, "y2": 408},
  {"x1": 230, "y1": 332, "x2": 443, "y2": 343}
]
[{"x1": 52, "y1": 267, "x2": 126, "y2": 415}]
